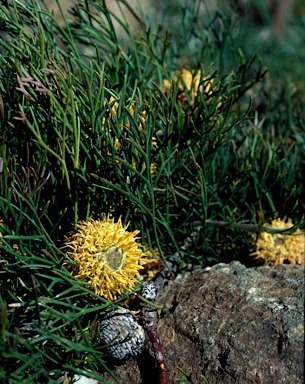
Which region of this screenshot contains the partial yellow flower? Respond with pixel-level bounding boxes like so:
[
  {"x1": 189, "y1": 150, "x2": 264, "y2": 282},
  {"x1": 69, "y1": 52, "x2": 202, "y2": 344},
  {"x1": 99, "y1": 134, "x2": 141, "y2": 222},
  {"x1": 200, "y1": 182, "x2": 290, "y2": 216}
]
[
  {"x1": 106, "y1": 96, "x2": 146, "y2": 128},
  {"x1": 251, "y1": 218, "x2": 305, "y2": 266},
  {"x1": 163, "y1": 68, "x2": 215, "y2": 104},
  {"x1": 150, "y1": 163, "x2": 157, "y2": 177},
  {"x1": 103, "y1": 96, "x2": 147, "y2": 151},
  {"x1": 63, "y1": 217, "x2": 146, "y2": 300}
]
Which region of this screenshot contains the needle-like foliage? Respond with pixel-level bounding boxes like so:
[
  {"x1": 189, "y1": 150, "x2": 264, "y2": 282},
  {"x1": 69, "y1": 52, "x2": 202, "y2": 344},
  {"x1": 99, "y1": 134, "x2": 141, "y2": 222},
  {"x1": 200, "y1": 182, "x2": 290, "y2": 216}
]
[{"x1": 0, "y1": 0, "x2": 304, "y2": 382}]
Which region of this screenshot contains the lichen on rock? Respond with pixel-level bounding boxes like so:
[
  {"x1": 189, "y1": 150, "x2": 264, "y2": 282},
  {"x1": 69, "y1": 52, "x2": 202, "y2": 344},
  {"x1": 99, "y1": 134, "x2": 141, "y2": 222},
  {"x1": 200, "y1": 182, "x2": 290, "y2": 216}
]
[{"x1": 100, "y1": 261, "x2": 304, "y2": 384}]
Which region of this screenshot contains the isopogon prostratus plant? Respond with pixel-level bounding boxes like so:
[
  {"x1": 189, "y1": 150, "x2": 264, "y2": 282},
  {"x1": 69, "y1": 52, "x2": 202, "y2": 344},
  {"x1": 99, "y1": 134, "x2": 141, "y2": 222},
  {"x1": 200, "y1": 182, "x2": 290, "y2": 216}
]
[{"x1": 99, "y1": 308, "x2": 145, "y2": 361}]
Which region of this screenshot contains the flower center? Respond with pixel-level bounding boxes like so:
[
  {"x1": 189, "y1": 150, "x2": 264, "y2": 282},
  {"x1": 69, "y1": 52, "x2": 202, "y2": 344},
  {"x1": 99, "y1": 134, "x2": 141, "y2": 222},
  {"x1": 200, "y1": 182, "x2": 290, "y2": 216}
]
[{"x1": 103, "y1": 247, "x2": 126, "y2": 272}]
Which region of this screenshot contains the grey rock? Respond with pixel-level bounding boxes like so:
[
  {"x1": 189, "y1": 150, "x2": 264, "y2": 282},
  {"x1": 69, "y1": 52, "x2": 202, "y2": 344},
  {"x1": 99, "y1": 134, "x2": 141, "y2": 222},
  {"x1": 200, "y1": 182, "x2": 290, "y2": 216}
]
[{"x1": 101, "y1": 261, "x2": 304, "y2": 383}]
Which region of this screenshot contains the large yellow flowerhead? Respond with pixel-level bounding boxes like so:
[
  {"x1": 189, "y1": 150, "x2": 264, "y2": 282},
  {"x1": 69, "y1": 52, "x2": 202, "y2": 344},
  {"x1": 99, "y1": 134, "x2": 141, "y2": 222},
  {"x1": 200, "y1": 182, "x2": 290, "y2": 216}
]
[
  {"x1": 252, "y1": 218, "x2": 305, "y2": 266},
  {"x1": 63, "y1": 217, "x2": 146, "y2": 300}
]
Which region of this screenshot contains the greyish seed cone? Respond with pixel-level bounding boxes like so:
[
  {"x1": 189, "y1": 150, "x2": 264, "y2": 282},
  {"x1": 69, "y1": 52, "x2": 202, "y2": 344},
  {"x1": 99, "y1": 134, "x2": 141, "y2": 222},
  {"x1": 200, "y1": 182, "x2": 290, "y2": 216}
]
[{"x1": 99, "y1": 308, "x2": 145, "y2": 361}]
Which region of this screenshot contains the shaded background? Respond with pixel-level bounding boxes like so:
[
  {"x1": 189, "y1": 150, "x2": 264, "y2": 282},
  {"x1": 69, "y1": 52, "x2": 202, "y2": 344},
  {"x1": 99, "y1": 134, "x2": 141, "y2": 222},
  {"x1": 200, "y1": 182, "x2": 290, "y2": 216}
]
[{"x1": 42, "y1": 0, "x2": 305, "y2": 86}]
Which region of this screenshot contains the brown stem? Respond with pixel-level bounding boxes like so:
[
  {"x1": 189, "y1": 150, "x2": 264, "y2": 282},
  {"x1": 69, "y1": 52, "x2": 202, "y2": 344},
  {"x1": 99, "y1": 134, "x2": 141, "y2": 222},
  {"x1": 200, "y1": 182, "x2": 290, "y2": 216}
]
[
  {"x1": 142, "y1": 267, "x2": 173, "y2": 384},
  {"x1": 147, "y1": 328, "x2": 169, "y2": 384}
]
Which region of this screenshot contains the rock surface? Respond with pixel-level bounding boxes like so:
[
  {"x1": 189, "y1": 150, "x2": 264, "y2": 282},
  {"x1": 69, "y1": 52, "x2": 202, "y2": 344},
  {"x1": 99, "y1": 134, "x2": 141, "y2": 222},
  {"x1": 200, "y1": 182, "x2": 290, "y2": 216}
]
[{"x1": 101, "y1": 261, "x2": 304, "y2": 383}]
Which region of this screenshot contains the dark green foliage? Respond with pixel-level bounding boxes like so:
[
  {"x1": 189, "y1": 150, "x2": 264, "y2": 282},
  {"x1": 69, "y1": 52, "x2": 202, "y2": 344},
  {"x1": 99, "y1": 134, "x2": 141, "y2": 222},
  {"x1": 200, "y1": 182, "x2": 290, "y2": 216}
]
[{"x1": 0, "y1": 0, "x2": 304, "y2": 381}]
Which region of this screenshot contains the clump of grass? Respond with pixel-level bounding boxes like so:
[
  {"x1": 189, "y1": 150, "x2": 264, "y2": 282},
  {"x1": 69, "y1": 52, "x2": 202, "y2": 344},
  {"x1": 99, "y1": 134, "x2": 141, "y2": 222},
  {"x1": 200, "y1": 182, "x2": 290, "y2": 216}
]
[{"x1": 0, "y1": 0, "x2": 304, "y2": 381}]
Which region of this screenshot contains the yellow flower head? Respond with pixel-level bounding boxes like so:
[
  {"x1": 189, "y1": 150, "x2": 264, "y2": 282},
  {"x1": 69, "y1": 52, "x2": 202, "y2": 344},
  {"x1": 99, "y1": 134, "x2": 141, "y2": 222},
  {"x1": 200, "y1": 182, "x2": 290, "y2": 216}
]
[
  {"x1": 63, "y1": 217, "x2": 146, "y2": 300},
  {"x1": 163, "y1": 68, "x2": 215, "y2": 104},
  {"x1": 252, "y1": 218, "x2": 305, "y2": 266}
]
